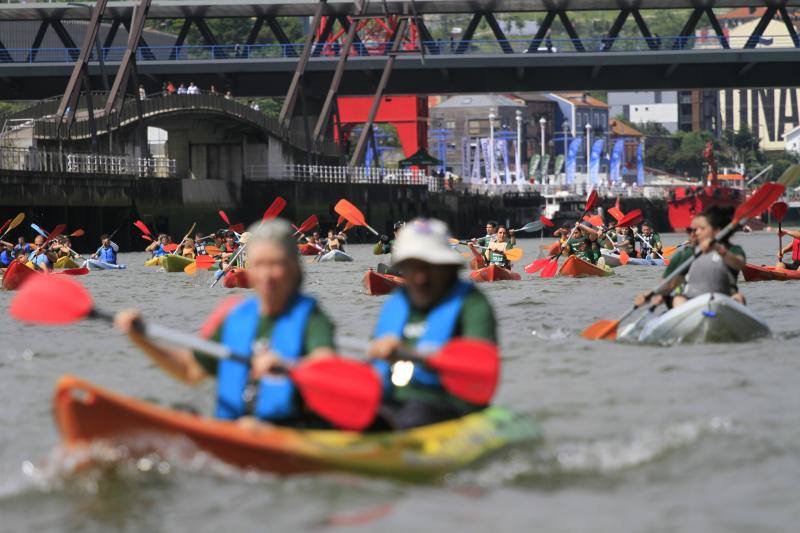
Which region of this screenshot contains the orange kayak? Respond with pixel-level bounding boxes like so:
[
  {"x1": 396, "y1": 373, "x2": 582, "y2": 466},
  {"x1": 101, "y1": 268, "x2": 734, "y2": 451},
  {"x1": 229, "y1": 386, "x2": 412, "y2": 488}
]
[
  {"x1": 298, "y1": 243, "x2": 322, "y2": 256},
  {"x1": 363, "y1": 269, "x2": 405, "y2": 296},
  {"x1": 470, "y1": 264, "x2": 521, "y2": 283},
  {"x1": 558, "y1": 256, "x2": 614, "y2": 278},
  {"x1": 742, "y1": 263, "x2": 800, "y2": 282},
  {"x1": 222, "y1": 268, "x2": 250, "y2": 288},
  {"x1": 2, "y1": 261, "x2": 37, "y2": 290},
  {"x1": 468, "y1": 244, "x2": 487, "y2": 270}
]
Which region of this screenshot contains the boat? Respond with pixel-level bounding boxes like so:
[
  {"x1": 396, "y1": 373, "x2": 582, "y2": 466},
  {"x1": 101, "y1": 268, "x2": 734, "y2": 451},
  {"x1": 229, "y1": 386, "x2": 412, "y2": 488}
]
[
  {"x1": 363, "y1": 269, "x2": 404, "y2": 296},
  {"x1": 559, "y1": 256, "x2": 614, "y2": 277},
  {"x1": 319, "y1": 250, "x2": 353, "y2": 262},
  {"x1": 53, "y1": 375, "x2": 543, "y2": 482},
  {"x1": 1, "y1": 261, "x2": 36, "y2": 290},
  {"x1": 144, "y1": 256, "x2": 161, "y2": 267},
  {"x1": 542, "y1": 191, "x2": 587, "y2": 228},
  {"x1": 160, "y1": 255, "x2": 194, "y2": 273},
  {"x1": 600, "y1": 249, "x2": 622, "y2": 267},
  {"x1": 87, "y1": 259, "x2": 126, "y2": 270},
  {"x1": 632, "y1": 293, "x2": 770, "y2": 344},
  {"x1": 298, "y1": 243, "x2": 322, "y2": 256},
  {"x1": 626, "y1": 256, "x2": 666, "y2": 267},
  {"x1": 54, "y1": 256, "x2": 80, "y2": 269},
  {"x1": 222, "y1": 268, "x2": 250, "y2": 289},
  {"x1": 742, "y1": 263, "x2": 800, "y2": 282},
  {"x1": 470, "y1": 264, "x2": 521, "y2": 283}
]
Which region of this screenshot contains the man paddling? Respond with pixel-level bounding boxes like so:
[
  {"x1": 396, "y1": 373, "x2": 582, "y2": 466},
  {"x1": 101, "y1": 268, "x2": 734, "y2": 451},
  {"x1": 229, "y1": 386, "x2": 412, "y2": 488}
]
[
  {"x1": 116, "y1": 220, "x2": 337, "y2": 427},
  {"x1": 28, "y1": 235, "x2": 53, "y2": 272},
  {"x1": 775, "y1": 229, "x2": 800, "y2": 270},
  {"x1": 635, "y1": 206, "x2": 746, "y2": 309},
  {"x1": 637, "y1": 220, "x2": 663, "y2": 259},
  {"x1": 562, "y1": 222, "x2": 602, "y2": 264},
  {"x1": 374, "y1": 221, "x2": 404, "y2": 256},
  {"x1": 368, "y1": 218, "x2": 497, "y2": 429},
  {"x1": 92, "y1": 234, "x2": 119, "y2": 265},
  {"x1": 146, "y1": 234, "x2": 171, "y2": 257}
]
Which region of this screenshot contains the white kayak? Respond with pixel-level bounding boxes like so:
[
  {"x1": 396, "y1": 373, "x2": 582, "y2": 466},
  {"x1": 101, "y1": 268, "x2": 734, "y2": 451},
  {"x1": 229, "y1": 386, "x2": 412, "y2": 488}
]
[
  {"x1": 86, "y1": 259, "x2": 126, "y2": 270},
  {"x1": 627, "y1": 256, "x2": 665, "y2": 267},
  {"x1": 600, "y1": 249, "x2": 664, "y2": 267},
  {"x1": 633, "y1": 293, "x2": 770, "y2": 345},
  {"x1": 600, "y1": 249, "x2": 622, "y2": 267},
  {"x1": 319, "y1": 250, "x2": 353, "y2": 262}
]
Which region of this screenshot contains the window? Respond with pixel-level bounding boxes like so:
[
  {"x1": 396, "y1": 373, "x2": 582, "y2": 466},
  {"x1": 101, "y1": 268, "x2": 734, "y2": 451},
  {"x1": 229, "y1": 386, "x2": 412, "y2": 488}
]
[
  {"x1": 446, "y1": 120, "x2": 456, "y2": 130},
  {"x1": 468, "y1": 120, "x2": 485, "y2": 136}
]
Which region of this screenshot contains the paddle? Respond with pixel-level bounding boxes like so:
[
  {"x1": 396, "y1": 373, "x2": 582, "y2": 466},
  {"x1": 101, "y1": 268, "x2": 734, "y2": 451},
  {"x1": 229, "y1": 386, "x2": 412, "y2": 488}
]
[
  {"x1": 0, "y1": 213, "x2": 26, "y2": 241},
  {"x1": 163, "y1": 243, "x2": 178, "y2": 253},
  {"x1": 170, "y1": 223, "x2": 197, "y2": 255},
  {"x1": 10, "y1": 275, "x2": 381, "y2": 431},
  {"x1": 511, "y1": 220, "x2": 544, "y2": 233},
  {"x1": 69, "y1": 229, "x2": 85, "y2": 238},
  {"x1": 218, "y1": 210, "x2": 231, "y2": 226},
  {"x1": 581, "y1": 182, "x2": 785, "y2": 340},
  {"x1": 772, "y1": 201, "x2": 788, "y2": 256},
  {"x1": 184, "y1": 255, "x2": 216, "y2": 276},
  {"x1": 632, "y1": 229, "x2": 669, "y2": 263},
  {"x1": 134, "y1": 220, "x2": 153, "y2": 239},
  {"x1": 450, "y1": 239, "x2": 524, "y2": 263},
  {"x1": 334, "y1": 199, "x2": 380, "y2": 236},
  {"x1": 336, "y1": 215, "x2": 345, "y2": 228},
  {"x1": 262, "y1": 197, "x2": 287, "y2": 221},
  {"x1": 293, "y1": 214, "x2": 319, "y2": 236},
  {"x1": 0, "y1": 218, "x2": 10, "y2": 236},
  {"x1": 607, "y1": 207, "x2": 625, "y2": 222},
  {"x1": 540, "y1": 215, "x2": 555, "y2": 228},
  {"x1": 204, "y1": 245, "x2": 222, "y2": 257}
]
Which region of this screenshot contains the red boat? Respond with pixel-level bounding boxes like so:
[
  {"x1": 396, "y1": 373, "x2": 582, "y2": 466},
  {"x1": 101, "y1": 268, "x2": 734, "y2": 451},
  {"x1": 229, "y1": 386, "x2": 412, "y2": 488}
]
[
  {"x1": 2, "y1": 261, "x2": 37, "y2": 290},
  {"x1": 742, "y1": 263, "x2": 800, "y2": 282},
  {"x1": 470, "y1": 264, "x2": 521, "y2": 283},
  {"x1": 558, "y1": 256, "x2": 613, "y2": 278},
  {"x1": 298, "y1": 243, "x2": 322, "y2": 256},
  {"x1": 222, "y1": 268, "x2": 250, "y2": 289},
  {"x1": 363, "y1": 269, "x2": 404, "y2": 295}
]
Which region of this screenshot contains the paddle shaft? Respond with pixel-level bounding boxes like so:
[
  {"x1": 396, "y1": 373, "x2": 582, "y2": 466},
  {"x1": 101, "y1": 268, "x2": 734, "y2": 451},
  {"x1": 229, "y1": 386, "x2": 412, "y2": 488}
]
[
  {"x1": 171, "y1": 223, "x2": 197, "y2": 255},
  {"x1": 632, "y1": 229, "x2": 665, "y2": 260},
  {"x1": 210, "y1": 240, "x2": 248, "y2": 287},
  {"x1": 0, "y1": 213, "x2": 25, "y2": 241}
]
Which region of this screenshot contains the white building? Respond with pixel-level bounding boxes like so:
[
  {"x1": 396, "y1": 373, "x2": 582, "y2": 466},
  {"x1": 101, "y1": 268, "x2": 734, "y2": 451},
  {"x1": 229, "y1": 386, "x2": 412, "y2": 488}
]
[
  {"x1": 608, "y1": 91, "x2": 679, "y2": 133},
  {"x1": 783, "y1": 125, "x2": 800, "y2": 154}
]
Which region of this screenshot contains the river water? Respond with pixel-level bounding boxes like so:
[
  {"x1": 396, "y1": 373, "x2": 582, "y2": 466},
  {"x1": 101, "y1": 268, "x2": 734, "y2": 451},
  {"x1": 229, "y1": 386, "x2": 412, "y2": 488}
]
[{"x1": 1, "y1": 232, "x2": 798, "y2": 532}]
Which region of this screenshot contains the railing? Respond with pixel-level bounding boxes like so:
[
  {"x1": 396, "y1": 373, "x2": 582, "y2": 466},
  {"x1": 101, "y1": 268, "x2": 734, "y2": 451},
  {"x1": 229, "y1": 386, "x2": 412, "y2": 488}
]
[
  {"x1": 0, "y1": 146, "x2": 175, "y2": 177},
  {"x1": 0, "y1": 34, "x2": 794, "y2": 65},
  {"x1": 266, "y1": 164, "x2": 446, "y2": 192}
]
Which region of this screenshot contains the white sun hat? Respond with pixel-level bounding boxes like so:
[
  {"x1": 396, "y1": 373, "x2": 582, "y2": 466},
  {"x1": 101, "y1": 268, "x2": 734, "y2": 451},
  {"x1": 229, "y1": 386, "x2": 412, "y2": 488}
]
[{"x1": 392, "y1": 218, "x2": 464, "y2": 266}]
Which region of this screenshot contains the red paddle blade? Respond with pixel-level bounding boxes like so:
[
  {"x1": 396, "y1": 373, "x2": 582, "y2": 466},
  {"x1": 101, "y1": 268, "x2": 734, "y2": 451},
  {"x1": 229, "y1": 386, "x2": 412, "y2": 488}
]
[
  {"x1": 607, "y1": 207, "x2": 625, "y2": 222},
  {"x1": 336, "y1": 215, "x2": 345, "y2": 227},
  {"x1": 262, "y1": 197, "x2": 287, "y2": 220},
  {"x1": 616, "y1": 209, "x2": 643, "y2": 228},
  {"x1": 580, "y1": 319, "x2": 620, "y2": 340},
  {"x1": 585, "y1": 190, "x2": 599, "y2": 212},
  {"x1": 57, "y1": 267, "x2": 90, "y2": 276},
  {"x1": 619, "y1": 250, "x2": 630, "y2": 265},
  {"x1": 584, "y1": 214, "x2": 604, "y2": 227},
  {"x1": 141, "y1": 234, "x2": 153, "y2": 242},
  {"x1": 163, "y1": 243, "x2": 178, "y2": 253},
  {"x1": 0, "y1": 218, "x2": 10, "y2": 234},
  {"x1": 540, "y1": 258, "x2": 559, "y2": 278},
  {"x1": 525, "y1": 258, "x2": 550, "y2": 274},
  {"x1": 426, "y1": 339, "x2": 499, "y2": 405},
  {"x1": 218, "y1": 210, "x2": 231, "y2": 225},
  {"x1": 296, "y1": 214, "x2": 319, "y2": 234},
  {"x1": 134, "y1": 220, "x2": 152, "y2": 237},
  {"x1": 48, "y1": 224, "x2": 66, "y2": 240},
  {"x1": 69, "y1": 229, "x2": 85, "y2": 238},
  {"x1": 195, "y1": 255, "x2": 216, "y2": 270},
  {"x1": 614, "y1": 196, "x2": 621, "y2": 211},
  {"x1": 772, "y1": 201, "x2": 789, "y2": 222},
  {"x1": 9, "y1": 275, "x2": 94, "y2": 325},
  {"x1": 228, "y1": 223, "x2": 245, "y2": 234},
  {"x1": 734, "y1": 183, "x2": 785, "y2": 224},
  {"x1": 334, "y1": 199, "x2": 368, "y2": 227},
  {"x1": 291, "y1": 358, "x2": 381, "y2": 431},
  {"x1": 540, "y1": 215, "x2": 555, "y2": 227}
]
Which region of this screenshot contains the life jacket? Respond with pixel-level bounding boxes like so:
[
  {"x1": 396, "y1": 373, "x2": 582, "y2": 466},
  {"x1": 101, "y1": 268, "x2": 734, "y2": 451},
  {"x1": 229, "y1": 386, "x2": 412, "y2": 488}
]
[
  {"x1": 486, "y1": 241, "x2": 509, "y2": 266},
  {"x1": 639, "y1": 233, "x2": 659, "y2": 255},
  {"x1": 152, "y1": 244, "x2": 167, "y2": 257},
  {"x1": 372, "y1": 280, "x2": 473, "y2": 395},
  {"x1": 792, "y1": 238, "x2": 800, "y2": 263},
  {"x1": 0, "y1": 249, "x2": 12, "y2": 266},
  {"x1": 216, "y1": 294, "x2": 317, "y2": 421},
  {"x1": 684, "y1": 249, "x2": 738, "y2": 298},
  {"x1": 96, "y1": 246, "x2": 117, "y2": 264}
]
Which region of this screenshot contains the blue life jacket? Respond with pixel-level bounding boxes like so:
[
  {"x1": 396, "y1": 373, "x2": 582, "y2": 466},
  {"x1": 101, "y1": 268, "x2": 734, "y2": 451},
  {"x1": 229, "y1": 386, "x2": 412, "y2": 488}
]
[
  {"x1": 0, "y1": 249, "x2": 12, "y2": 266},
  {"x1": 14, "y1": 244, "x2": 31, "y2": 254},
  {"x1": 152, "y1": 245, "x2": 167, "y2": 257},
  {"x1": 96, "y1": 246, "x2": 117, "y2": 264},
  {"x1": 216, "y1": 293, "x2": 317, "y2": 421},
  {"x1": 372, "y1": 280, "x2": 473, "y2": 394},
  {"x1": 28, "y1": 251, "x2": 50, "y2": 269}
]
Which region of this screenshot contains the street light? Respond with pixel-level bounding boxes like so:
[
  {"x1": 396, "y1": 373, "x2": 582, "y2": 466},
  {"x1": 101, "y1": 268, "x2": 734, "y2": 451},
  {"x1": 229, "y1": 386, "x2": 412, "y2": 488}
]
[
  {"x1": 515, "y1": 110, "x2": 523, "y2": 183},
  {"x1": 68, "y1": 2, "x2": 109, "y2": 92},
  {"x1": 489, "y1": 111, "x2": 496, "y2": 184},
  {"x1": 585, "y1": 122, "x2": 592, "y2": 184},
  {"x1": 539, "y1": 116, "x2": 546, "y2": 183}
]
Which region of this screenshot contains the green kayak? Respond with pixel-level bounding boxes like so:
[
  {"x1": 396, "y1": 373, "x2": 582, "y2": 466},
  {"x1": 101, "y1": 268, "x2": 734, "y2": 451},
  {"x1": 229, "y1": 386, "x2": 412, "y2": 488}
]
[{"x1": 160, "y1": 255, "x2": 194, "y2": 273}]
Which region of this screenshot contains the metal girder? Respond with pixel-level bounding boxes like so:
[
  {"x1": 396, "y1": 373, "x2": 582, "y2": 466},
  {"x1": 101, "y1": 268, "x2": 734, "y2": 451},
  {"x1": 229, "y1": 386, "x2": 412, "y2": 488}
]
[
  {"x1": 194, "y1": 18, "x2": 227, "y2": 59},
  {"x1": 414, "y1": 17, "x2": 439, "y2": 54},
  {"x1": 704, "y1": 8, "x2": 729, "y2": 49},
  {"x1": 745, "y1": 6, "x2": 777, "y2": 49},
  {"x1": 51, "y1": 19, "x2": 79, "y2": 61},
  {"x1": 454, "y1": 13, "x2": 482, "y2": 54},
  {"x1": 121, "y1": 16, "x2": 156, "y2": 60},
  {"x1": 526, "y1": 11, "x2": 556, "y2": 53},
  {"x1": 336, "y1": 15, "x2": 368, "y2": 56},
  {"x1": 105, "y1": 0, "x2": 152, "y2": 116},
  {"x1": 673, "y1": 8, "x2": 703, "y2": 50},
  {"x1": 557, "y1": 11, "x2": 584, "y2": 52},
  {"x1": 483, "y1": 13, "x2": 513, "y2": 54},
  {"x1": 169, "y1": 19, "x2": 192, "y2": 60},
  {"x1": 0, "y1": 36, "x2": 10, "y2": 64},
  {"x1": 631, "y1": 9, "x2": 659, "y2": 50},
  {"x1": 25, "y1": 20, "x2": 50, "y2": 63},
  {"x1": 103, "y1": 19, "x2": 121, "y2": 49},
  {"x1": 265, "y1": 15, "x2": 298, "y2": 56},
  {"x1": 779, "y1": 6, "x2": 800, "y2": 48},
  {"x1": 601, "y1": 10, "x2": 629, "y2": 52},
  {"x1": 313, "y1": 15, "x2": 338, "y2": 56}
]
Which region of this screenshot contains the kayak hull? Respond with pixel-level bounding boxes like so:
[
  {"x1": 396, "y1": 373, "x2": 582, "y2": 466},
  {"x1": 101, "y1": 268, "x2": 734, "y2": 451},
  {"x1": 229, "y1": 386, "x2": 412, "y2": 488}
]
[
  {"x1": 53, "y1": 375, "x2": 542, "y2": 482},
  {"x1": 298, "y1": 244, "x2": 321, "y2": 256},
  {"x1": 742, "y1": 263, "x2": 800, "y2": 282},
  {"x1": 54, "y1": 257, "x2": 80, "y2": 269},
  {"x1": 144, "y1": 256, "x2": 161, "y2": 267},
  {"x1": 87, "y1": 259, "x2": 126, "y2": 270},
  {"x1": 635, "y1": 293, "x2": 770, "y2": 345},
  {"x1": 2, "y1": 261, "x2": 36, "y2": 290},
  {"x1": 470, "y1": 264, "x2": 521, "y2": 283},
  {"x1": 626, "y1": 257, "x2": 666, "y2": 266},
  {"x1": 160, "y1": 255, "x2": 193, "y2": 273},
  {"x1": 222, "y1": 268, "x2": 250, "y2": 289},
  {"x1": 319, "y1": 250, "x2": 353, "y2": 262},
  {"x1": 363, "y1": 269, "x2": 404, "y2": 295},
  {"x1": 600, "y1": 249, "x2": 621, "y2": 267},
  {"x1": 559, "y1": 256, "x2": 614, "y2": 277}
]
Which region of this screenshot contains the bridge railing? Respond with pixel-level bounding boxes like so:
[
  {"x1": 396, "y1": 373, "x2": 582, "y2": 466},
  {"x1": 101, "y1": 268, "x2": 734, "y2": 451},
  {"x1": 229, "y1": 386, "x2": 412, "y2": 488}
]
[
  {"x1": 250, "y1": 164, "x2": 446, "y2": 191},
  {"x1": 0, "y1": 145, "x2": 176, "y2": 178}
]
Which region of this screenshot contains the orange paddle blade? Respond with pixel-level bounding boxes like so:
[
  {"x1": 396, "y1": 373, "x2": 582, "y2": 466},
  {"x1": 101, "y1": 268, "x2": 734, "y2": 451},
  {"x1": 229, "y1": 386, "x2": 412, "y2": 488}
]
[
  {"x1": 134, "y1": 220, "x2": 152, "y2": 237},
  {"x1": 584, "y1": 214, "x2": 604, "y2": 227},
  {"x1": 608, "y1": 207, "x2": 625, "y2": 222},
  {"x1": 619, "y1": 250, "x2": 630, "y2": 265},
  {"x1": 163, "y1": 243, "x2": 178, "y2": 253},
  {"x1": 184, "y1": 262, "x2": 198, "y2": 276},
  {"x1": 195, "y1": 255, "x2": 216, "y2": 270},
  {"x1": 343, "y1": 221, "x2": 356, "y2": 232},
  {"x1": 336, "y1": 215, "x2": 345, "y2": 228},
  {"x1": 69, "y1": 229, "x2": 85, "y2": 238},
  {"x1": 540, "y1": 257, "x2": 559, "y2": 278},
  {"x1": 505, "y1": 248, "x2": 524, "y2": 262},
  {"x1": 580, "y1": 319, "x2": 620, "y2": 340},
  {"x1": 204, "y1": 245, "x2": 221, "y2": 256},
  {"x1": 425, "y1": 339, "x2": 500, "y2": 405},
  {"x1": 262, "y1": 197, "x2": 287, "y2": 220},
  {"x1": 525, "y1": 258, "x2": 550, "y2": 274},
  {"x1": 334, "y1": 199, "x2": 368, "y2": 227},
  {"x1": 662, "y1": 246, "x2": 678, "y2": 257}
]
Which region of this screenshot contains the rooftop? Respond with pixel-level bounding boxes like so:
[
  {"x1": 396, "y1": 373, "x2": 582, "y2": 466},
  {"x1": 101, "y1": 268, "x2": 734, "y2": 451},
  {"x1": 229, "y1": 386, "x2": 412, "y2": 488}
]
[
  {"x1": 433, "y1": 94, "x2": 524, "y2": 109},
  {"x1": 555, "y1": 92, "x2": 609, "y2": 109}
]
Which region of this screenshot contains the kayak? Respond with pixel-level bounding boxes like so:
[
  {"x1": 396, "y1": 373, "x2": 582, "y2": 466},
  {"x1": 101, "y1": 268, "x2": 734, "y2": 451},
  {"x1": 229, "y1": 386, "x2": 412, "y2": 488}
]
[
  {"x1": 222, "y1": 268, "x2": 250, "y2": 289},
  {"x1": 632, "y1": 293, "x2": 771, "y2": 345},
  {"x1": 626, "y1": 256, "x2": 666, "y2": 267},
  {"x1": 468, "y1": 244, "x2": 487, "y2": 270},
  {"x1": 144, "y1": 256, "x2": 161, "y2": 267},
  {"x1": 363, "y1": 269, "x2": 404, "y2": 295},
  {"x1": 2, "y1": 261, "x2": 37, "y2": 290},
  {"x1": 470, "y1": 264, "x2": 521, "y2": 283},
  {"x1": 319, "y1": 250, "x2": 353, "y2": 262},
  {"x1": 298, "y1": 243, "x2": 322, "y2": 256},
  {"x1": 160, "y1": 254, "x2": 194, "y2": 273},
  {"x1": 54, "y1": 256, "x2": 80, "y2": 269},
  {"x1": 742, "y1": 263, "x2": 800, "y2": 282},
  {"x1": 53, "y1": 375, "x2": 543, "y2": 482},
  {"x1": 87, "y1": 259, "x2": 126, "y2": 270},
  {"x1": 559, "y1": 256, "x2": 614, "y2": 277},
  {"x1": 600, "y1": 249, "x2": 622, "y2": 267}
]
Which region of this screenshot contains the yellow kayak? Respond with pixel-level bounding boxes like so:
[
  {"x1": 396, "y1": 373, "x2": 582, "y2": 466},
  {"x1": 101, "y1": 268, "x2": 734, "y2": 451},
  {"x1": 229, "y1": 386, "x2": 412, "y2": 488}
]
[
  {"x1": 54, "y1": 256, "x2": 80, "y2": 269},
  {"x1": 144, "y1": 256, "x2": 161, "y2": 267}
]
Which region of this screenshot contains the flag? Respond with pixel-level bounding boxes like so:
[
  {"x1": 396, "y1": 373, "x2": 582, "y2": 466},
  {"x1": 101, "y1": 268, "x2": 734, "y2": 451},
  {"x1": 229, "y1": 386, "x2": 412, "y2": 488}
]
[
  {"x1": 589, "y1": 139, "x2": 604, "y2": 185},
  {"x1": 609, "y1": 139, "x2": 625, "y2": 182},
  {"x1": 566, "y1": 136, "x2": 583, "y2": 184},
  {"x1": 528, "y1": 155, "x2": 541, "y2": 181},
  {"x1": 636, "y1": 142, "x2": 645, "y2": 186}
]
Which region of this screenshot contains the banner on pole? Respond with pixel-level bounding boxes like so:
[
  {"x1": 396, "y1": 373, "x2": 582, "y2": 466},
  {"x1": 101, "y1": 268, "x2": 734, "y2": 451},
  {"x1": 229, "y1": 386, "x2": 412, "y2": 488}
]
[
  {"x1": 637, "y1": 142, "x2": 645, "y2": 186},
  {"x1": 565, "y1": 137, "x2": 583, "y2": 184},
  {"x1": 609, "y1": 139, "x2": 625, "y2": 182},
  {"x1": 589, "y1": 139, "x2": 604, "y2": 185}
]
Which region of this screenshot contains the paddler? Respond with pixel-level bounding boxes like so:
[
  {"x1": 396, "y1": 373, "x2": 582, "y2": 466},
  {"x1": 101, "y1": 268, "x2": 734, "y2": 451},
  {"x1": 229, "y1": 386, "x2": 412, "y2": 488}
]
[
  {"x1": 483, "y1": 225, "x2": 514, "y2": 269},
  {"x1": 562, "y1": 222, "x2": 601, "y2": 264},
  {"x1": 92, "y1": 234, "x2": 119, "y2": 265},
  {"x1": 374, "y1": 221, "x2": 404, "y2": 256},
  {"x1": 28, "y1": 235, "x2": 53, "y2": 272},
  {"x1": 0, "y1": 240, "x2": 13, "y2": 267},
  {"x1": 220, "y1": 231, "x2": 239, "y2": 270},
  {"x1": 115, "y1": 220, "x2": 337, "y2": 427},
  {"x1": 368, "y1": 218, "x2": 497, "y2": 429},
  {"x1": 775, "y1": 229, "x2": 800, "y2": 270},
  {"x1": 194, "y1": 232, "x2": 207, "y2": 255},
  {"x1": 635, "y1": 206, "x2": 746, "y2": 309},
  {"x1": 13, "y1": 236, "x2": 31, "y2": 256},
  {"x1": 324, "y1": 229, "x2": 347, "y2": 252},
  {"x1": 146, "y1": 234, "x2": 171, "y2": 257},
  {"x1": 637, "y1": 220, "x2": 663, "y2": 259}
]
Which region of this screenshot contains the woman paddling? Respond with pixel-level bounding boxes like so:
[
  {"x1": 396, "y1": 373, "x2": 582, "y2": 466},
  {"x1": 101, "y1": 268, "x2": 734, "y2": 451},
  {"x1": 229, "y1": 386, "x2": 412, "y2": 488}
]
[
  {"x1": 775, "y1": 229, "x2": 800, "y2": 271},
  {"x1": 636, "y1": 206, "x2": 746, "y2": 309},
  {"x1": 484, "y1": 225, "x2": 514, "y2": 269}
]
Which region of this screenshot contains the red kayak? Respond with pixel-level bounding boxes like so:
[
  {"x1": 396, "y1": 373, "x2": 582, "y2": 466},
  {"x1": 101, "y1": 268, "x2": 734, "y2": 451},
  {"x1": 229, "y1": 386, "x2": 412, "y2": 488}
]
[
  {"x1": 363, "y1": 269, "x2": 405, "y2": 296},
  {"x1": 742, "y1": 263, "x2": 800, "y2": 282},
  {"x1": 223, "y1": 268, "x2": 250, "y2": 289},
  {"x1": 298, "y1": 243, "x2": 322, "y2": 256},
  {"x1": 2, "y1": 261, "x2": 37, "y2": 290},
  {"x1": 470, "y1": 264, "x2": 521, "y2": 283},
  {"x1": 559, "y1": 256, "x2": 613, "y2": 278}
]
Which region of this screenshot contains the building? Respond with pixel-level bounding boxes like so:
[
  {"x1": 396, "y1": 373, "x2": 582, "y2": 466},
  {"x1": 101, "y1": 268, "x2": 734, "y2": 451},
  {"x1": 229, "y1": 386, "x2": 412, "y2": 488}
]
[
  {"x1": 783, "y1": 124, "x2": 800, "y2": 154},
  {"x1": 678, "y1": 90, "x2": 718, "y2": 134},
  {"x1": 608, "y1": 91, "x2": 679, "y2": 133}
]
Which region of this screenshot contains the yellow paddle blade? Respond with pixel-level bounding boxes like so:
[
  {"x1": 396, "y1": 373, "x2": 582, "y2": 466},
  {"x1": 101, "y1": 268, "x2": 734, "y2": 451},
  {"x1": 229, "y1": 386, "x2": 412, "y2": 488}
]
[
  {"x1": 1, "y1": 212, "x2": 25, "y2": 238},
  {"x1": 662, "y1": 246, "x2": 678, "y2": 257},
  {"x1": 505, "y1": 248, "x2": 524, "y2": 262},
  {"x1": 204, "y1": 245, "x2": 221, "y2": 256},
  {"x1": 184, "y1": 262, "x2": 197, "y2": 276},
  {"x1": 449, "y1": 237, "x2": 462, "y2": 245},
  {"x1": 580, "y1": 319, "x2": 620, "y2": 340}
]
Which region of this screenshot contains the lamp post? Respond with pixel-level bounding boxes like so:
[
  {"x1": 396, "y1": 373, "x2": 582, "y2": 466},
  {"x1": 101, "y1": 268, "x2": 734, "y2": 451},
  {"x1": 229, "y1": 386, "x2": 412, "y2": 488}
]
[
  {"x1": 539, "y1": 116, "x2": 546, "y2": 183},
  {"x1": 562, "y1": 120, "x2": 569, "y2": 185},
  {"x1": 489, "y1": 111, "x2": 496, "y2": 184},
  {"x1": 585, "y1": 122, "x2": 592, "y2": 185},
  {"x1": 515, "y1": 110, "x2": 523, "y2": 182}
]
